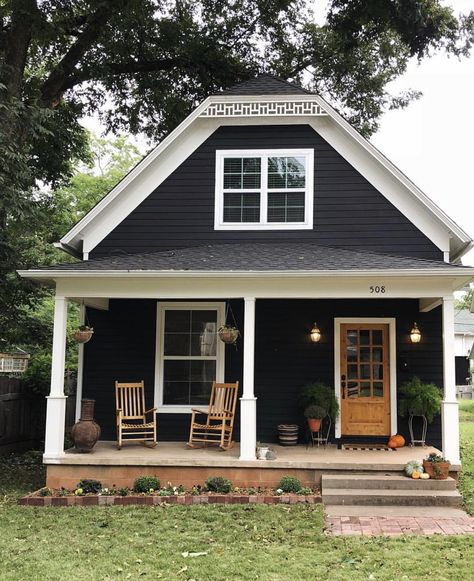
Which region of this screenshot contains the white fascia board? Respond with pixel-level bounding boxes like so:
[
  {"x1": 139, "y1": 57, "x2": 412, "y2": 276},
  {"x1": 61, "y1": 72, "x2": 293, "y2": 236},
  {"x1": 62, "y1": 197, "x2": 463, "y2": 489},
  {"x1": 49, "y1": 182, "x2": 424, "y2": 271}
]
[
  {"x1": 312, "y1": 95, "x2": 472, "y2": 258},
  {"x1": 18, "y1": 268, "x2": 474, "y2": 279}
]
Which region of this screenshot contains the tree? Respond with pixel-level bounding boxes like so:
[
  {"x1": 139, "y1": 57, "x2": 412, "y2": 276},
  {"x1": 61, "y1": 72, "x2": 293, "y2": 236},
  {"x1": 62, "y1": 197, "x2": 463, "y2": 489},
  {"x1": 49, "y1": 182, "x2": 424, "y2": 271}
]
[
  {"x1": 1, "y1": 0, "x2": 473, "y2": 343},
  {"x1": 455, "y1": 288, "x2": 474, "y2": 310}
]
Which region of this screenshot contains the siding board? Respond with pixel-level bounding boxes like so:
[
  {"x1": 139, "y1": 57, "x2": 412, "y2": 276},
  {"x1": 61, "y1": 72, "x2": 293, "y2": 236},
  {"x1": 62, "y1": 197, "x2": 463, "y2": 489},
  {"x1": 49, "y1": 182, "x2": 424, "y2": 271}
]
[{"x1": 92, "y1": 125, "x2": 442, "y2": 260}]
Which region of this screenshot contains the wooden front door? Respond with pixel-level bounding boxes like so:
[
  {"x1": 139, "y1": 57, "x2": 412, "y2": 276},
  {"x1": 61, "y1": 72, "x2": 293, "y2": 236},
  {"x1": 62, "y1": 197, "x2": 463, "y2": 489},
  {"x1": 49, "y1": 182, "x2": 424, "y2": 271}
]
[{"x1": 340, "y1": 324, "x2": 390, "y2": 436}]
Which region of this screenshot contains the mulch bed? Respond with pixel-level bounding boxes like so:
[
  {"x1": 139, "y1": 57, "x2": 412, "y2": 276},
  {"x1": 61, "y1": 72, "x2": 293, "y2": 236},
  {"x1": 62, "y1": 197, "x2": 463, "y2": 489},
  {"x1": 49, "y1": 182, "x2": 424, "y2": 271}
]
[{"x1": 19, "y1": 491, "x2": 322, "y2": 507}]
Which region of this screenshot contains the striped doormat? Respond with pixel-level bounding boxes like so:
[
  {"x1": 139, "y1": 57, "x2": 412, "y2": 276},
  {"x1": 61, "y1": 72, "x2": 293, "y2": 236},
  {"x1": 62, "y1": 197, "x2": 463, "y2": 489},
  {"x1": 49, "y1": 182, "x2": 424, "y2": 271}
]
[{"x1": 341, "y1": 443, "x2": 395, "y2": 451}]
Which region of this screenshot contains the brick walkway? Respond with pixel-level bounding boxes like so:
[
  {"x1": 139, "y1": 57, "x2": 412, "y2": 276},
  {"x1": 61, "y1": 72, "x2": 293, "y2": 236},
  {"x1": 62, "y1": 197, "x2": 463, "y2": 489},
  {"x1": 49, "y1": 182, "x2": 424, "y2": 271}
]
[{"x1": 325, "y1": 515, "x2": 474, "y2": 536}]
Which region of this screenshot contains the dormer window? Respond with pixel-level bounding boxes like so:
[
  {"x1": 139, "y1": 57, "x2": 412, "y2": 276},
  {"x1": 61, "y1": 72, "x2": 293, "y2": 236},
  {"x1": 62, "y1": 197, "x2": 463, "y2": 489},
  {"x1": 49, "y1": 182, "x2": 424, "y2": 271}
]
[{"x1": 214, "y1": 149, "x2": 313, "y2": 230}]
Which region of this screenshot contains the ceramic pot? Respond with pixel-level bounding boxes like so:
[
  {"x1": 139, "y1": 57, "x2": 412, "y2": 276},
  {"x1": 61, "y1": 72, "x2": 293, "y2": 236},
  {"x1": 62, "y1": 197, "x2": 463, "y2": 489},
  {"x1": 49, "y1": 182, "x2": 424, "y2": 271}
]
[
  {"x1": 71, "y1": 399, "x2": 101, "y2": 453},
  {"x1": 422, "y1": 459, "x2": 450, "y2": 480},
  {"x1": 307, "y1": 418, "x2": 322, "y2": 433}
]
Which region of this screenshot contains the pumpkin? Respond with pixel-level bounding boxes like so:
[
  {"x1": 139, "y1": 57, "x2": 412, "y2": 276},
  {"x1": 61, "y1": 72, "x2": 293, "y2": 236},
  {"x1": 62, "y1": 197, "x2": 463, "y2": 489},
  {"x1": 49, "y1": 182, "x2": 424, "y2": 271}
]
[
  {"x1": 404, "y1": 460, "x2": 424, "y2": 476},
  {"x1": 388, "y1": 434, "x2": 406, "y2": 448},
  {"x1": 412, "y1": 471, "x2": 421, "y2": 479},
  {"x1": 420, "y1": 473, "x2": 430, "y2": 480}
]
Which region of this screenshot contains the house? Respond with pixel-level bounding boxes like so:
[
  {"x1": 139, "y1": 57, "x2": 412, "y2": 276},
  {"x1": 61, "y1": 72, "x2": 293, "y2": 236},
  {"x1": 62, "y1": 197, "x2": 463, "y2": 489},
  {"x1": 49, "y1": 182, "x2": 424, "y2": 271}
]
[
  {"x1": 454, "y1": 309, "x2": 474, "y2": 388},
  {"x1": 19, "y1": 75, "x2": 474, "y2": 489}
]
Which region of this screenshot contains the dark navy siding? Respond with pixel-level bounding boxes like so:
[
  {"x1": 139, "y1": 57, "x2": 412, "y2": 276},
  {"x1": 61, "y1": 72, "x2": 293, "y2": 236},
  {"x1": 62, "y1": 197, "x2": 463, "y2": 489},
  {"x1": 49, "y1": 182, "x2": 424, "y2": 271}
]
[
  {"x1": 82, "y1": 299, "x2": 443, "y2": 449},
  {"x1": 92, "y1": 125, "x2": 442, "y2": 260}
]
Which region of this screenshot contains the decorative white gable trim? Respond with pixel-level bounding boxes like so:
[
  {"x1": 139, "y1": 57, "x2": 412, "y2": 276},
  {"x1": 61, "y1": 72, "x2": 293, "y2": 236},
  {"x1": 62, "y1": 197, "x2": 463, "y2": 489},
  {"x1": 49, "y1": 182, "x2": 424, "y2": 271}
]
[
  {"x1": 200, "y1": 100, "x2": 325, "y2": 118},
  {"x1": 57, "y1": 93, "x2": 472, "y2": 261}
]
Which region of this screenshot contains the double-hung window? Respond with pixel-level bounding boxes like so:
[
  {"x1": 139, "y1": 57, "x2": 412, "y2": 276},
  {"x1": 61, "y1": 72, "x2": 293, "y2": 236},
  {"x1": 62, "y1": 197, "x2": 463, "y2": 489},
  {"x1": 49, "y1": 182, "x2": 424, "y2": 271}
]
[
  {"x1": 214, "y1": 149, "x2": 313, "y2": 230},
  {"x1": 155, "y1": 303, "x2": 225, "y2": 413}
]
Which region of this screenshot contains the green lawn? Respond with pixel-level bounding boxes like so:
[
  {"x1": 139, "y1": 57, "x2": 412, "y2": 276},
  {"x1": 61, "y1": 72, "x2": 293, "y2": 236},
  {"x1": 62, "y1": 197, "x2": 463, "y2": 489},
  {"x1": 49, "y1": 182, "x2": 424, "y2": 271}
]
[
  {"x1": 1, "y1": 412, "x2": 474, "y2": 581},
  {"x1": 459, "y1": 399, "x2": 474, "y2": 515}
]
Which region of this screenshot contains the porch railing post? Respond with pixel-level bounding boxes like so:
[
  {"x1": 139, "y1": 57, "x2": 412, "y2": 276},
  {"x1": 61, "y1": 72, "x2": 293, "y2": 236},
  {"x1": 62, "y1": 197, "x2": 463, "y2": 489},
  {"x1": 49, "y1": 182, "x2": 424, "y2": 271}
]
[
  {"x1": 441, "y1": 296, "x2": 460, "y2": 464},
  {"x1": 44, "y1": 295, "x2": 68, "y2": 459},
  {"x1": 240, "y1": 297, "x2": 257, "y2": 460}
]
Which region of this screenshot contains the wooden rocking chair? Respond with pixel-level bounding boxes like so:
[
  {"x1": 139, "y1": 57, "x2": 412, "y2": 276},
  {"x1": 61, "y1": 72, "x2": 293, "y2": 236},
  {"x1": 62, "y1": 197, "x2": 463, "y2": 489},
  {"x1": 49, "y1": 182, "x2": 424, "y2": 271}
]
[
  {"x1": 115, "y1": 381, "x2": 157, "y2": 450},
  {"x1": 188, "y1": 382, "x2": 239, "y2": 450}
]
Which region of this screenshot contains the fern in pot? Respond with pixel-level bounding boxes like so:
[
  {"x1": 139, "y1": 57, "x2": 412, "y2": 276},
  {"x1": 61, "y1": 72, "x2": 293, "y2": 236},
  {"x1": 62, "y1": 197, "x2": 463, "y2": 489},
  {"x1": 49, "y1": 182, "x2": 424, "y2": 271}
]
[{"x1": 398, "y1": 377, "x2": 442, "y2": 446}]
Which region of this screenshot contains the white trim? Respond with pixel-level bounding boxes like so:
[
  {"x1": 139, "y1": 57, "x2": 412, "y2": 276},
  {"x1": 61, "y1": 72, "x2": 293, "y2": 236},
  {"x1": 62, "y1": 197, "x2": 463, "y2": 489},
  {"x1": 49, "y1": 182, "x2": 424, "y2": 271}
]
[
  {"x1": 75, "y1": 304, "x2": 85, "y2": 422},
  {"x1": 154, "y1": 301, "x2": 225, "y2": 413},
  {"x1": 214, "y1": 149, "x2": 314, "y2": 230},
  {"x1": 442, "y1": 297, "x2": 460, "y2": 463},
  {"x1": 240, "y1": 297, "x2": 257, "y2": 460},
  {"x1": 19, "y1": 267, "x2": 474, "y2": 280},
  {"x1": 56, "y1": 92, "x2": 471, "y2": 261},
  {"x1": 334, "y1": 317, "x2": 397, "y2": 439}
]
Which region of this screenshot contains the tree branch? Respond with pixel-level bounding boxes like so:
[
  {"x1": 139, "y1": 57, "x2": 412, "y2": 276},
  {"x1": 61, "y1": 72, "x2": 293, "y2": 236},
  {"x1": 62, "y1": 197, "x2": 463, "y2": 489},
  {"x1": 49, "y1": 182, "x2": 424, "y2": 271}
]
[
  {"x1": 61, "y1": 58, "x2": 187, "y2": 91},
  {"x1": 40, "y1": 1, "x2": 131, "y2": 106}
]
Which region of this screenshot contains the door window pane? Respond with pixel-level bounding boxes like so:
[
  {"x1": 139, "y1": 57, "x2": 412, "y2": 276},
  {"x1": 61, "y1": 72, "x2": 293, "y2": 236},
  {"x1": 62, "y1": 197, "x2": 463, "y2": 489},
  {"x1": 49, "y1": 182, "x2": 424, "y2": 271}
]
[
  {"x1": 360, "y1": 347, "x2": 370, "y2": 362},
  {"x1": 373, "y1": 364, "x2": 383, "y2": 380},
  {"x1": 360, "y1": 330, "x2": 370, "y2": 345},
  {"x1": 347, "y1": 381, "x2": 359, "y2": 398},
  {"x1": 373, "y1": 347, "x2": 383, "y2": 363},
  {"x1": 372, "y1": 330, "x2": 383, "y2": 345},
  {"x1": 360, "y1": 382, "x2": 371, "y2": 397},
  {"x1": 348, "y1": 364, "x2": 358, "y2": 379},
  {"x1": 360, "y1": 364, "x2": 370, "y2": 379},
  {"x1": 347, "y1": 331, "x2": 358, "y2": 345},
  {"x1": 373, "y1": 382, "x2": 384, "y2": 397},
  {"x1": 347, "y1": 345, "x2": 357, "y2": 362}
]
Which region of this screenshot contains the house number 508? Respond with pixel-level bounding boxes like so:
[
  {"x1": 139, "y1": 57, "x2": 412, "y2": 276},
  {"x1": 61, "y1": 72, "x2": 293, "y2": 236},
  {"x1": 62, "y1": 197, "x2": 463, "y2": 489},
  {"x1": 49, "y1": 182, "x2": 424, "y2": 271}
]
[{"x1": 370, "y1": 285, "x2": 386, "y2": 294}]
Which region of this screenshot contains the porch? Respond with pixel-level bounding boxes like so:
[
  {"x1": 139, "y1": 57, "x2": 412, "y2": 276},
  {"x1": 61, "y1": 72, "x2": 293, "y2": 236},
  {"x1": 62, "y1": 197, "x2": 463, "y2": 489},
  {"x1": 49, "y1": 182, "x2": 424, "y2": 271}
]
[{"x1": 45, "y1": 440, "x2": 456, "y2": 489}]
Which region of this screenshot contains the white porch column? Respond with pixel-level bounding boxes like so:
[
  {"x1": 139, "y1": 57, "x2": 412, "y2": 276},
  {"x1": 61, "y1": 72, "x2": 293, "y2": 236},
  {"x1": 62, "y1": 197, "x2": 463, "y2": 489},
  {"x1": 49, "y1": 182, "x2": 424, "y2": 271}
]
[
  {"x1": 441, "y1": 296, "x2": 460, "y2": 464},
  {"x1": 240, "y1": 297, "x2": 257, "y2": 460},
  {"x1": 75, "y1": 303, "x2": 85, "y2": 422},
  {"x1": 44, "y1": 296, "x2": 68, "y2": 459}
]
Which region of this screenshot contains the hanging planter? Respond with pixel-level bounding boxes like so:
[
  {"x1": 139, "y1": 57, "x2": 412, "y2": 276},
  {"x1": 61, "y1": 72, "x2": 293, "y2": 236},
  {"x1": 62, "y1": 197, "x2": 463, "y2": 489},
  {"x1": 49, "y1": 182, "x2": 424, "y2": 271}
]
[
  {"x1": 73, "y1": 325, "x2": 94, "y2": 344},
  {"x1": 218, "y1": 325, "x2": 240, "y2": 345},
  {"x1": 218, "y1": 303, "x2": 240, "y2": 347}
]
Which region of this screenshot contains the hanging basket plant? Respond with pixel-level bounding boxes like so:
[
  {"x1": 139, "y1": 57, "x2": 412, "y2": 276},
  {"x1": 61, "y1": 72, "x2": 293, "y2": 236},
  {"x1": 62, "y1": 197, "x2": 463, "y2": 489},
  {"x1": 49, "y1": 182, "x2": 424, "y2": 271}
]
[
  {"x1": 218, "y1": 302, "x2": 240, "y2": 347},
  {"x1": 73, "y1": 325, "x2": 94, "y2": 344},
  {"x1": 218, "y1": 325, "x2": 240, "y2": 345}
]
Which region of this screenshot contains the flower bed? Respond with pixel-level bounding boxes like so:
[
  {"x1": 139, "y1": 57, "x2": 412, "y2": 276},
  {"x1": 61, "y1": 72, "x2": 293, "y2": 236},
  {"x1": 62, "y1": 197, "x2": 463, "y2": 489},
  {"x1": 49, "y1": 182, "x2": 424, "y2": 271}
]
[{"x1": 19, "y1": 475, "x2": 321, "y2": 506}]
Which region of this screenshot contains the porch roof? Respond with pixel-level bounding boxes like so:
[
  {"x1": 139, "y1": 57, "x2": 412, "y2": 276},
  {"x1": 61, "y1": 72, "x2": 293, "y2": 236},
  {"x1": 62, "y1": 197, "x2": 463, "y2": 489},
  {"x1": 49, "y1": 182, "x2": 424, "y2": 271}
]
[{"x1": 20, "y1": 243, "x2": 474, "y2": 278}]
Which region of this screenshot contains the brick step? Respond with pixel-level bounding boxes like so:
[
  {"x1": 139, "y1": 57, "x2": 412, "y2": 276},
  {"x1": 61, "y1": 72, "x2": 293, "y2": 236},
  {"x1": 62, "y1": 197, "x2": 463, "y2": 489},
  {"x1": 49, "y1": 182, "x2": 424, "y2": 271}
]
[
  {"x1": 322, "y1": 474, "x2": 457, "y2": 491},
  {"x1": 322, "y1": 488, "x2": 463, "y2": 507}
]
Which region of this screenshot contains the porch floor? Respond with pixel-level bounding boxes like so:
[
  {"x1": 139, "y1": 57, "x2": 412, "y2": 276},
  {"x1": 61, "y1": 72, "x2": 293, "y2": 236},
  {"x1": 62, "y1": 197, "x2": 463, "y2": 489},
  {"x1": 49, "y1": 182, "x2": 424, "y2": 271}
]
[{"x1": 50, "y1": 441, "x2": 457, "y2": 472}]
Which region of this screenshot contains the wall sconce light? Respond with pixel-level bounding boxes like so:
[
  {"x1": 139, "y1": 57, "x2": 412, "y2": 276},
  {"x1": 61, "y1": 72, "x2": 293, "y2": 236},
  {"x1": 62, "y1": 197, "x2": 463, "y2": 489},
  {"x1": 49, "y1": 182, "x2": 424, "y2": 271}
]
[
  {"x1": 310, "y1": 322, "x2": 321, "y2": 343},
  {"x1": 410, "y1": 322, "x2": 421, "y2": 343}
]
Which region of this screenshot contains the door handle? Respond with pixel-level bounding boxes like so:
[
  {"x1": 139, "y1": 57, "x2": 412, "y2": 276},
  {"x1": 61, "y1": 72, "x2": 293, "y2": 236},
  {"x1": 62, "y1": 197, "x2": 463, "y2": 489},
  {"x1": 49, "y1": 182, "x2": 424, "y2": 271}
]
[{"x1": 341, "y1": 375, "x2": 346, "y2": 399}]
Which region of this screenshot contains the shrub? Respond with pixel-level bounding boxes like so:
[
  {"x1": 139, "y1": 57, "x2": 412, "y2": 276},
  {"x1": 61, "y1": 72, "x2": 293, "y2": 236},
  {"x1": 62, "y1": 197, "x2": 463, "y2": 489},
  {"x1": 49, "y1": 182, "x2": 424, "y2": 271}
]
[
  {"x1": 77, "y1": 479, "x2": 102, "y2": 494},
  {"x1": 204, "y1": 476, "x2": 232, "y2": 494},
  {"x1": 118, "y1": 487, "x2": 128, "y2": 496},
  {"x1": 277, "y1": 475, "x2": 302, "y2": 493},
  {"x1": 133, "y1": 475, "x2": 160, "y2": 493}
]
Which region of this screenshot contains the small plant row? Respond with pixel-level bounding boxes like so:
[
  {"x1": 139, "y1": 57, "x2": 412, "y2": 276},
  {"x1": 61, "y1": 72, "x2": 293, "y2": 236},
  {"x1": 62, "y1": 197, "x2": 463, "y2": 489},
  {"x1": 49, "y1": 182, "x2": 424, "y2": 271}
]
[{"x1": 22, "y1": 474, "x2": 321, "y2": 506}]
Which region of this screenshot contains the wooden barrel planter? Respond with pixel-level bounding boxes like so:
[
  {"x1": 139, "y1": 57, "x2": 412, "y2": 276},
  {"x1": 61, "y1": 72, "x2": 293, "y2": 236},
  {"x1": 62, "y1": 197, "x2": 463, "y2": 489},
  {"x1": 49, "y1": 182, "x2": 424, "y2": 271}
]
[{"x1": 277, "y1": 424, "x2": 299, "y2": 446}]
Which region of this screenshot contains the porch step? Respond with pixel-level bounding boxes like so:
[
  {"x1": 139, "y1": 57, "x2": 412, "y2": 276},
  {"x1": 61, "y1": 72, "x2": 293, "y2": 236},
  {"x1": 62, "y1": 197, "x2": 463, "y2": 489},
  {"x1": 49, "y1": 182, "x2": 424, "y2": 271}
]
[
  {"x1": 322, "y1": 474, "x2": 457, "y2": 491},
  {"x1": 322, "y1": 474, "x2": 463, "y2": 508}
]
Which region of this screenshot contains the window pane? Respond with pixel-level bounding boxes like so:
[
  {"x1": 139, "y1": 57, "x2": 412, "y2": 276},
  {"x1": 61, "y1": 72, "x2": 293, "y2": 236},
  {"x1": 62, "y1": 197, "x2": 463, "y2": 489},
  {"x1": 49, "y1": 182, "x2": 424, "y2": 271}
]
[
  {"x1": 190, "y1": 382, "x2": 213, "y2": 405},
  {"x1": 373, "y1": 382, "x2": 384, "y2": 397},
  {"x1": 164, "y1": 360, "x2": 190, "y2": 381},
  {"x1": 163, "y1": 381, "x2": 189, "y2": 405},
  {"x1": 191, "y1": 314, "x2": 217, "y2": 356},
  {"x1": 360, "y1": 347, "x2": 370, "y2": 362},
  {"x1": 190, "y1": 360, "x2": 216, "y2": 383},
  {"x1": 268, "y1": 156, "x2": 305, "y2": 190},
  {"x1": 165, "y1": 310, "x2": 190, "y2": 332},
  {"x1": 223, "y1": 157, "x2": 260, "y2": 190},
  {"x1": 164, "y1": 333, "x2": 190, "y2": 356},
  {"x1": 347, "y1": 381, "x2": 359, "y2": 398},
  {"x1": 223, "y1": 192, "x2": 260, "y2": 223},
  {"x1": 360, "y1": 330, "x2": 370, "y2": 345},
  {"x1": 372, "y1": 330, "x2": 383, "y2": 345},
  {"x1": 360, "y1": 382, "x2": 371, "y2": 397},
  {"x1": 267, "y1": 192, "x2": 305, "y2": 223}
]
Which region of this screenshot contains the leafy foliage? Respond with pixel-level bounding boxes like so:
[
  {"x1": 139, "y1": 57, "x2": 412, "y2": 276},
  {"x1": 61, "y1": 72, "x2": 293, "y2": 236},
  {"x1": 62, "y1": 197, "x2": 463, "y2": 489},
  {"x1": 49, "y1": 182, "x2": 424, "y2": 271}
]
[
  {"x1": 277, "y1": 475, "x2": 302, "y2": 493},
  {"x1": 133, "y1": 475, "x2": 160, "y2": 493},
  {"x1": 303, "y1": 404, "x2": 327, "y2": 419},
  {"x1": 398, "y1": 376, "x2": 443, "y2": 423},
  {"x1": 204, "y1": 476, "x2": 232, "y2": 494},
  {"x1": 300, "y1": 382, "x2": 339, "y2": 421},
  {"x1": 76, "y1": 479, "x2": 102, "y2": 494}
]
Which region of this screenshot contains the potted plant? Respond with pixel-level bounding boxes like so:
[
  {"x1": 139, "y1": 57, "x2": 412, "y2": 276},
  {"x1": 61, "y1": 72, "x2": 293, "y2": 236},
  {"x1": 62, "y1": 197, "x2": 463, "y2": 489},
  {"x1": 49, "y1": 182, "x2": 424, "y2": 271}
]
[
  {"x1": 73, "y1": 325, "x2": 94, "y2": 344},
  {"x1": 304, "y1": 405, "x2": 326, "y2": 433},
  {"x1": 300, "y1": 382, "x2": 339, "y2": 421},
  {"x1": 218, "y1": 325, "x2": 240, "y2": 346},
  {"x1": 422, "y1": 453, "x2": 451, "y2": 480},
  {"x1": 398, "y1": 377, "x2": 442, "y2": 445}
]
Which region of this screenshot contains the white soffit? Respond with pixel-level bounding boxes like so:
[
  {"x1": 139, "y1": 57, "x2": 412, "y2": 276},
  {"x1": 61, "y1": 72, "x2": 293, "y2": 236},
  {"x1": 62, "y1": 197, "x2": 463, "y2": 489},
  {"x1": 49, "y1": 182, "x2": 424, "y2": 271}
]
[{"x1": 59, "y1": 93, "x2": 471, "y2": 259}]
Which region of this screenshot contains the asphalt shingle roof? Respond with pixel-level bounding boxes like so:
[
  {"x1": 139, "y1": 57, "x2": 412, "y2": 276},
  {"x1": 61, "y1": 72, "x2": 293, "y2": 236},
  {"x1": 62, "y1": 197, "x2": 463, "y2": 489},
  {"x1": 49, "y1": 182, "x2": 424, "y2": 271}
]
[
  {"x1": 220, "y1": 74, "x2": 310, "y2": 96},
  {"x1": 41, "y1": 243, "x2": 470, "y2": 273},
  {"x1": 454, "y1": 309, "x2": 474, "y2": 333}
]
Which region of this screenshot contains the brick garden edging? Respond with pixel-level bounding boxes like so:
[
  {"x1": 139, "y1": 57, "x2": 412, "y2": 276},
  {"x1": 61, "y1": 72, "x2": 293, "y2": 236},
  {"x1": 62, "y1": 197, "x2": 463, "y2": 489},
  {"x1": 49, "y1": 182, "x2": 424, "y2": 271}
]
[{"x1": 19, "y1": 492, "x2": 322, "y2": 507}]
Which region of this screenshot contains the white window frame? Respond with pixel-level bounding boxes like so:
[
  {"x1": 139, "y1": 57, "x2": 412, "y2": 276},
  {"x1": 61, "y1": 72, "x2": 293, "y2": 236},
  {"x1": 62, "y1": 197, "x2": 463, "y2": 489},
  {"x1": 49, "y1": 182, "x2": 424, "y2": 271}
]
[
  {"x1": 214, "y1": 149, "x2": 314, "y2": 230},
  {"x1": 154, "y1": 302, "x2": 226, "y2": 413}
]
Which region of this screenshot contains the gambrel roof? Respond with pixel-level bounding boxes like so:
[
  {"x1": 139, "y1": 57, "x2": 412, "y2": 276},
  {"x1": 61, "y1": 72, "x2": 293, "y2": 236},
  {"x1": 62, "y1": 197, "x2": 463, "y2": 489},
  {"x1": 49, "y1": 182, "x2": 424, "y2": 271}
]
[{"x1": 57, "y1": 74, "x2": 472, "y2": 262}]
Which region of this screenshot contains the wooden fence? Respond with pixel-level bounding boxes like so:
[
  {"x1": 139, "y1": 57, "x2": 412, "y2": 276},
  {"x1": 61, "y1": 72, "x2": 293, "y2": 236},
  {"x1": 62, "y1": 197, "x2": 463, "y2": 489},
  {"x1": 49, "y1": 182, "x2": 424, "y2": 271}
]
[{"x1": 0, "y1": 377, "x2": 45, "y2": 453}]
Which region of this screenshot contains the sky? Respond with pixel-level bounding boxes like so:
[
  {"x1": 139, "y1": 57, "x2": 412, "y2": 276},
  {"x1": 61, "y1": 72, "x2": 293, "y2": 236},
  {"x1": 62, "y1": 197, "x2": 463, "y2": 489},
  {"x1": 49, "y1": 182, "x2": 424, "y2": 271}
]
[{"x1": 82, "y1": 1, "x2": 474, "y2": 265}]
